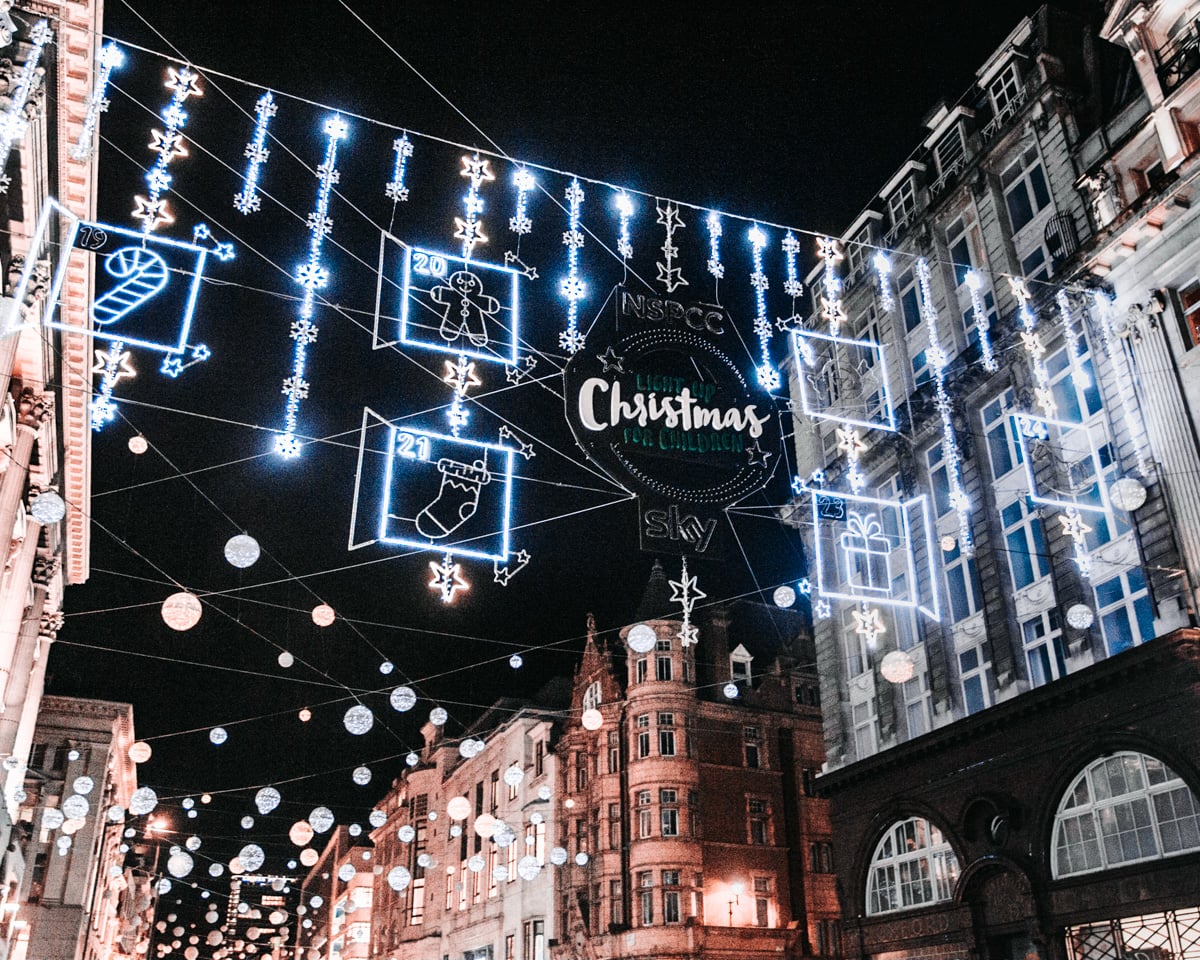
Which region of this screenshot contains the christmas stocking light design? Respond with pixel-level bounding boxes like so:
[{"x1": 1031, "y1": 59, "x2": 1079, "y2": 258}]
[
  {"x1": 432, "y1": 270, "x2": 498, "y2": 348},
  {"x1": 415, "y1": 455, "x2": 493, "y2": 540}
]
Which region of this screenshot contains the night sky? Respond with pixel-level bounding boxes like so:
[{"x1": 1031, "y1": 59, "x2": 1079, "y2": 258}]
[{"x1": 41, "y1": 0, "x2": 1097, "y2": 920}]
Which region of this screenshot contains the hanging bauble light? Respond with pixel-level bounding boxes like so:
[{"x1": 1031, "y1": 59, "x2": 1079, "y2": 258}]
[
  {"x1": 224, "y1": 534, "x2": 261, "y2": 569},
  {"x1": 880, "y1": 650, "x2": 916, "y2": 684},
  {"x1": 311, "y1": 604, "x2": 335, "y2": 627},
  {"x1": 29, "y1": 491, "x2": 66, "y2": 524},
  {"x1": 162, "y1": 592, "x2": 202, "y2": 631}
]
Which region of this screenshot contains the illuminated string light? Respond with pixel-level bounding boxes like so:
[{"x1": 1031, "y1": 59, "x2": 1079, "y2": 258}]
[
  {"x1": 385, "y1": 133, "x2": 414, "y2": 202},
  {"x1": 134, "y1": 66, "x2": 203, "y2": 234},
  {"x1": 70, "y1": 41, "x2": 124, "y2": 161},
  {"x1": 669, "y1": 558, "x2": 705, "y2": 647},
  {"x1": 275, "y1": 113, "x2": 347, "y2": 458},
  {"x1": 1090, "y1": 291, "x2": 1152, "y2": 478},
  {"x1": 1056, "y1": 289, "x2": 1090, "y2": 388},
  {"x1": 509, "y1": 167, "x2": 535, "y2": 235},
  {"x1": 0, "y1": 19, "x2": 51, "y2": 191},
  {"x1": 615, "y1": 191, "x2": 634, "y2": 261},
  {"x1": 233, "y1": 91, "x2": 277, "y2": 214},
  {"x1": 90, "y1": 341, "x2": 135, "y2": 431},
  {"x1": 1010, "y1": 276, "x2": 1089, "y2": 577},
  {"x1": 748, "y1": 225, "x2": 778, "y2": 390},
  {"x1": 872, "y1": 251, "x2": 895, "y2": 313},
  {"x1": 964, "y1": 270, "x2": 998, "y2": 371},
  {"x1": 916, "y1": 258, "x2": 973, "y2": 555},
  {"x1": 656, "y1": 201, "x2": 687, "y2": 292},
  {"x1": 706, "y1": 211, "x2": 724, "y2": 281},
  {"x1": 558, "y1": 178, "x2": 587, "y2": 354},
  {"x1": 782, "y1": 231, "x2": 803, "y2": 299},
  {"x1": 456, "y1": 153, "x2": 494, "y2": 259},
  {"x1": 817, "y1": 236, "x2": 847, "y2": 335}
]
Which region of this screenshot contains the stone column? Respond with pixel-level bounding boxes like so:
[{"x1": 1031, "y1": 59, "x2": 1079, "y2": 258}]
[
  {"x1": 0, "y1": 521, "x2": 41, "y2": 683},
  {"x1": 0, "y1": 389, "x2": 51, "y2": 551},
  {"x1": 0, "y1": 561, "x2": 55, "y2": 758},
  {"x1": 3, "y1": 598, "x2": 62, "y2": 815}
]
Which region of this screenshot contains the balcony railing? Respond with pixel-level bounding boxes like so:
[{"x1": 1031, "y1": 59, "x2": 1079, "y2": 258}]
[
  {"x1": 1044, "y1": 211, "x2": 1080, "y2": 267},
  {"x1": 1156, "y1": 20, "x2": 1200, "y2": 95},
  {"x1": 980, "y1": 86, "x2": 1029, "y2": 146}
]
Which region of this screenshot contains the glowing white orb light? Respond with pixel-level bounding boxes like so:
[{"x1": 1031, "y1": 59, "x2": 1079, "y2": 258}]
[
  {"x1": 162, "y1": 592, "x2": 202, "y2": 631},
  {"x1": 627, "y1": 623, "x2": 656, "y2": 654},
  {"x1": 223, "y1": 534, "x2": 260, "y2": 569}
]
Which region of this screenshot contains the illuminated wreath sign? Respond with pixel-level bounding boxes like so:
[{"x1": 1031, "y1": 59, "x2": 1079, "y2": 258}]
[{"x1": 563, "y1": 286, "x2": 781, "y2": 557}]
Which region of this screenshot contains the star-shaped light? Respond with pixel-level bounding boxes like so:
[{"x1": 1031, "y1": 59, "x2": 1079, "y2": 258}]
[
  {"x1": 190, "y1": 343, "x2": 212, "y2": 362},
  {"x1": 797, "y1": 578, "x2": 812, "y2": 596},
  {"x1": 160, "y1": 356, "x2": 184, "y2": 378},
  {"x1": 657, "y1": 263, "x2": 688, "y2": 291},
  {"x1": 1059, "y1": 510, "x2": 1093, "y2": 542},
  {"x1": 817, "y1": 236, "x2": 844, "y2": 263},
  {"x1": 656, "y1": 203, "x2": 685, "y2": 232},
  {"x1": 460, "y1": 154, "x2": 495, "y2": 185},
  {"x1": 669, "y1": 566, "x2": 706, "y2": 613},
  {"x1": 443, "y1": 358, "x2": 482, "y2": 392},
  {"x1": 453, "y1": 217, "x2": 488, "y2": 250},
  {"x1": 851, "y1": 605, "x2": 886, "y2": 645},
  {"x1": 597, "y1": 346, "x2": 624, "y2": 374},
  {"x1": 165, "y1": 66, "x2": 203, "y2": 100},
  {"x1": 213, "y1": 242, "x2": 235, "y2": 262},
  {"x1": 746, "y1": 442, "x2": 772, "y2": 468},
  {"x1": 132, "y1": 196, "x2": 172, "y2": 231},
  {"x1": 1007, "y1": 276, "x2": 1031, "y2": 301},
  {"x1": 678, "y1": 623, "x2": 699, "y2": 647},
  {"x1": 1033, "y1": 387, "x2": 1056, "y2": 416},
  {"x1": 835, "y1": 426, "x2": 868, "y2": 459},
  {"x1": 814, "y1": 599, "x2": 831, "y2": 619},
  {"x1": 92, "y1": 347, "x2": 135, "y2": 384},
  {"x1": 148, "y1": 129, "x2": 186, "y2": 160},
  {"x1": 429, "y1": 556, "x2": 469, "y2": 603},
  {"x1": 1020, "y1": 331, "x2": 1046, "y2": 358},
  {"x1": 821, "y1": 296, "x2": 848, "y2": 329}
]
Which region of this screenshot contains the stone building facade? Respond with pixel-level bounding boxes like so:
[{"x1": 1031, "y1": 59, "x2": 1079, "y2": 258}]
[{"x1": 784, "y1": 4, "x2": 1200, "y2": 960}]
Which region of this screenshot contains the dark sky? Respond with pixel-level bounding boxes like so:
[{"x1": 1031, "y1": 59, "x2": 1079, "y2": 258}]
[{"x1": 42, "y1": 0, "x2": 1100, "y2": 919}]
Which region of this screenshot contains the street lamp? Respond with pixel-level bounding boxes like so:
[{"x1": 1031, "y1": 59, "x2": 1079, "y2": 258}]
[{"x1": 727, "y1": 881, "x2": 744, "y2": 927}]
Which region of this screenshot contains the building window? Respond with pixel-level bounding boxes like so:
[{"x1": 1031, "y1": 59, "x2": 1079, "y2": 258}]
[
  {"x1": 866, "y1": 817, "x2": 961, "y2": 915},
  {"x1": 636, "y1": 714, "x2": 650, "y2": 759},
  {"x1": 582, "y1": 679, "x2": 602, "y2": 711},
  {"x1": 1002, "y1": 144, "x2": 1052, "y2": 233},
  {"x1": 658, "y1": 713, "x2": 676, "y2": 757},
  {"x1": 853, "y1": 699, "x2": 878, "y2": 758},
  {"x1": 753, "y1": 876, "x2": 772, "y2": 927},
  {"x1": 637, "y1": 790, "x2": 653, "y2": 839},
  {"x1": 845, "y1": 226, "x2": 872, "y2": 280},
  {"x1": 607, "y1": 730, "x2": 620, "y2": 773},
  {"x1": 1001, "y1": 498, "x2": 1050, "y2": 591},
  {"x1": 944, "y1": 211, "x2": 978, "y2": 287},
  {"x1": 959, "y1": 645, "x2": 993, "y2": 715},
  {"x1": 409, "y1": 877, "x2": 425, "y2": 925},
  {"x1": 1047, "y1": 346, "x2": 1102, "y2": 423},
  {"x1": 527, "y1": 821, "x2": 546, "y2": 864},
  {"x1": 903, "y1": 673, "x2": 932, "y2": 738},
  {"x1": 744, "y1": 726, "x2": 762, "y2": 769},
  {"x1": 887, "y1": 177, "x2": 918, "y2": 230},
  {"x1": 505, "y1": 934, "x2": 515, "y2": 960},
  {"x1": 1177, "y1": 280, "x2": 1200, "y2": 348},
  {"x1": 1023, "y1": 609, "x2": 1067, "y2": 687},
  {"x1": 689, "y1": 789, "x2": 701, "y2": 837},
  {"x1": 656, "y1": 653, "x2": 673, "y2": 681},
  {"x1": 660, "y1": 789, "x2": 679, "y2": 837},
  {"x1": 1094, "y1": 568, "x2": 1155, "y2": 656},
  {"x1": 610, "y1": 879, "x2": 623, "y2": 927},
  {"x1": 801, "y1": 768, "x2": 818, "y2": 797},
  {"x1": 990, "y1": 61, "x2": 1023, "y2": 116},
  {"x1": 941, "y1": 538, "x2": 983, "y2": 623},
  {"x1": 507, "y1": 833, "x2": 518, "y2": 881},
  {"x1": 663, "y1": 889, "x2": 681, "y2": 924},
  {"x1": 535, "y1": 739, "x2": 545, "y2": 777},
  {"x1": 897, "y1": 266, "x2": 921, "y2": 333},
  {"x1": 1053, "y1": 752, "x2": 1200, "y2": 878},
  {"x1": 522, "y1": 919, "x2": 545, "y2": 960},
  {"x1": 609, "y1": 803, "x2": 621, "y2": 849},
  {"x1": 635, "y1": 658, "x2": 648, "y2": 684},
  {"x1": 926, "y1": 442, "x2": 953, "y2": 517},
  {"x1": 730, "y1": 645, "x2": 752, "y2": 684},
  {"x1": 575, "y1": 752, "x2": 588, "y2": 791},
  {"x1": 911, "y1": 347, "x2": 932, "y2": 388},
  {"x1": 748, "y1": 798, "x2": 771, "y2": 845},
  {"x1": 639, "y1": 871, "x2": 654, "y2": 925},
  {"x1": 982, "y1": 389, "x2": 1022, "y2": 480},
  {"x1": 810, "y1": 841, "x2": 834, "y2": 873},
  {"x1": 933, "y1": 127, "x2": 966, "y2": 183},
  {"x1": 489, "y1": 848, "x2": 499, "y2": 897}
]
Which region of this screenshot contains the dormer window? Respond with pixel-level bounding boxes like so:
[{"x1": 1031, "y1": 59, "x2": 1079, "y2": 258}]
[
  {"x1": 888, "y1": 178, "x2": 918, "y2": 229},
  {"x1": 989, "y1": 61, "x2": 1024, "y2": 119},
  {"x1": 582, "y1": 680, "x2": 602, "y2": 712},
  {"x1": 730, "y1": 643, "x2": 753, "y2": 683},
  {"x1": 932, "y1": 127, "x2": 966, "y2": 182}
]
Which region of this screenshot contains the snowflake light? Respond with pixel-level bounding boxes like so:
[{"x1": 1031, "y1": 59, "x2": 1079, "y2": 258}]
[
  {"x1": 275, "y1": 113, "x2": 346, "y2": 458},
  {"x1": 615, "y1": 191, "x2": 634, "y2": 260},
  {"x1": 748, "y1": 225, "x2": 778, "y2": 390},
  {"x1": 506, "y1": 165, "x2": 536, "y2": 237},
  {"x1": 964, "y1": 270, "x2": 998, "y2": 371},
  {"x1": 558, "y1": 179, "x2": 587, "y2": 353},
  {"x1": 385, "y1": 133, "x2": 414, "y2": 202},
  {"x1": 782, "y1": 231, "x2": 803, "y2": 298},
  {"x1": 872, "y1": 251, "x2": 895, "y2": 313},
  {"x1": 917, "y1": 258, "x2": 972, "y2": 554},
  {"x1": 705, "y1": 211, "x2": 724, "y2": 281},
  {"x1": 656, "y1": 201, "x2": 687, "y2": 292},
  {"x1": 234, "y1": 91, "x2": 276, "y2": 215},
  {"x1": 70, "y1": 41, "x2": 123, "y2": 162}
]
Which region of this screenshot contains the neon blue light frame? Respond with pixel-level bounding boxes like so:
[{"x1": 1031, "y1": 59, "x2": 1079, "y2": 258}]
[
  {"x1": 791, "y1": 327, "x2": 898, "y2": 432},
  {"x1": 1010, "y1": 412, "x2": 1114, "y2": 516},
  {"x1": 810, "y1": 488, "x2": 939, "y2": 621},
  {"x1": 374, "y1": 232, "x2": 521, "y2": 366}
]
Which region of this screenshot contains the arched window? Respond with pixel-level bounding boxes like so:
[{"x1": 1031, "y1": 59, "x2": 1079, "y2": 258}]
[
  {"x1": 865, "y1": 817, "x2": 960, "y2": 915},
  {"x1": 582, "y1": 681, "x2": 602, "y2": 712},
  {"x1": 1051, "y1": 751, "x2": 1200, "y2": 878}
]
